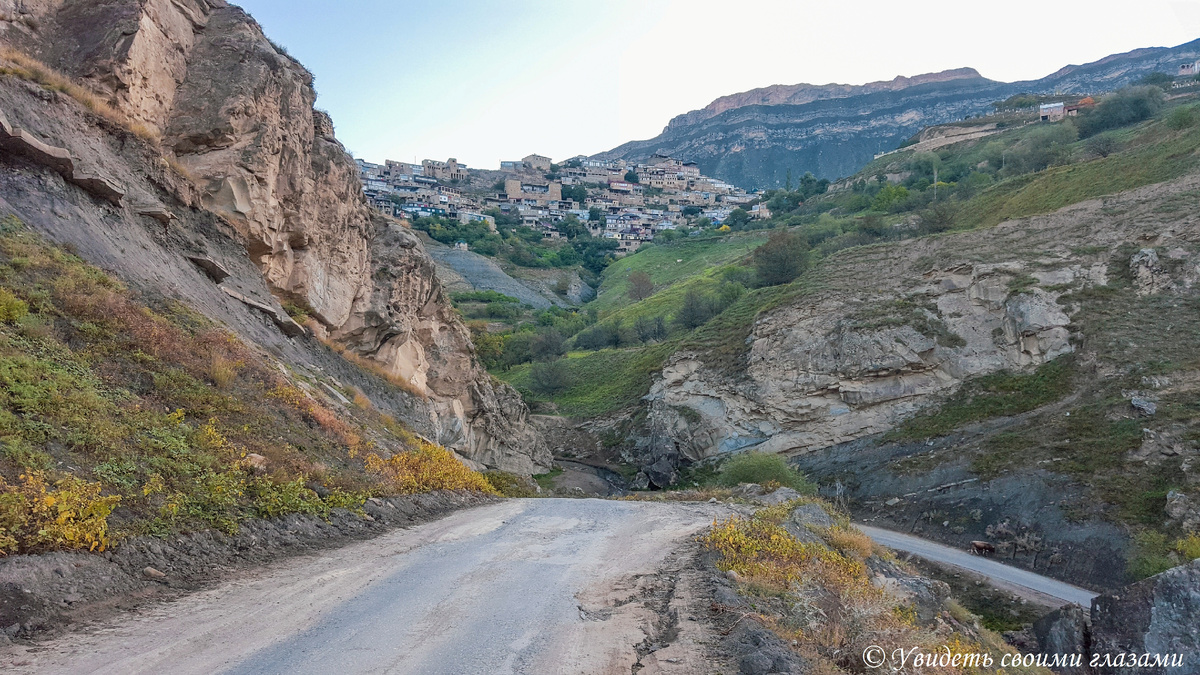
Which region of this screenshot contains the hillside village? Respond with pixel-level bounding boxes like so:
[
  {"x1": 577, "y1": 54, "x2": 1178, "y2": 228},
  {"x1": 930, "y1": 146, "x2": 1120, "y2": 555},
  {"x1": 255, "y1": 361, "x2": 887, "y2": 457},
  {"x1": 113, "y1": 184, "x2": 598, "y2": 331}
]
[{"x1": 356, "y1": 152, "x2": 759, "y2": 255}]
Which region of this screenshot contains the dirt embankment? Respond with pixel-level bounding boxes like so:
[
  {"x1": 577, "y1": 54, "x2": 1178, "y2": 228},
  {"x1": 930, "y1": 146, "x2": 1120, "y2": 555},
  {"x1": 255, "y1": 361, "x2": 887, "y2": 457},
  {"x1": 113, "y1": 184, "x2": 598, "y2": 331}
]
[{"x1": 0, "y1": 491, "x2": 494, "y2": 642}]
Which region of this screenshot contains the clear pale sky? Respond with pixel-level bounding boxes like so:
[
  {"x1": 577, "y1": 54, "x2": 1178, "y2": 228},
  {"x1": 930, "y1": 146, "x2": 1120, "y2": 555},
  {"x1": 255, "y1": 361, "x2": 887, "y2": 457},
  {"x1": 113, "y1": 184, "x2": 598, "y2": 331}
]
[{"x1": 233, "y1": 0, "x2": 1200, "y2": 169}]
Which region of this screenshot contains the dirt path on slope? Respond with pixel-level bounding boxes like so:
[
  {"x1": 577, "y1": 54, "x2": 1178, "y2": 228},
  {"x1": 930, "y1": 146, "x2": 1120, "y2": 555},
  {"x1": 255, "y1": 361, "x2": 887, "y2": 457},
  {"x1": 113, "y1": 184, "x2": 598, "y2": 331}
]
[{"x1": 1, "y1": 499, "x2": 739, "y2": 675}]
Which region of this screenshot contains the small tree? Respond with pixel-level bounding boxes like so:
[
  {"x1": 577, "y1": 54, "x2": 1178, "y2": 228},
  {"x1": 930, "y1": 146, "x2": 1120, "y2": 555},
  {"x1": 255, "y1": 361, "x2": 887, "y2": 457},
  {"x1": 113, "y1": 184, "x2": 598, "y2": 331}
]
[
  {"x1": 530, "y1": 358, "x2": 572, "y2": 396},
  {"x1": 1086, "y1": 134, "x2": 1118, "y2": 158},
  {"x1": 624, "y1": 170, "x2": 639, "y2": 183},
  {"x1": 725, "y1": 207, "x2": 751, "y2": 229},
  {"x1": 634, "y1": 315, "x2": 668, "y2": 343},
  {"x1": 500, "y1": 332, "x2": 533, "y2": 369},
  {"x1": 751, "y1": 230, "x2": 809, "y2": 286},
  {"x1": 918, "y1": 202, "x2": 958, "y2": 234},
  {"x1": 674, "y1": 289, "x2": 715, "y2": 330},
  {"x1": 530, "y1": 328, "x2": 566, "y2": 361},
  {"x1": 1138, "y1": 71, "x2": 1176, "y2": 91},
  {"x1": 634, "y1": 315, "x2": 655, "y2": 343},
  {"x1": 627, "y1": 270, "x2": 654, "y2": 301}
]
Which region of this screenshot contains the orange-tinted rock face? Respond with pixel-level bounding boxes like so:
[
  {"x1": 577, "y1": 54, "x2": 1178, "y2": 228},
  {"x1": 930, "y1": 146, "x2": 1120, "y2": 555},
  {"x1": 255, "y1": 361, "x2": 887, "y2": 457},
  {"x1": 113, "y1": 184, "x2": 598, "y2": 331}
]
[{"x1": 0, "y1": 0, "x2": 548, "y2": 472}]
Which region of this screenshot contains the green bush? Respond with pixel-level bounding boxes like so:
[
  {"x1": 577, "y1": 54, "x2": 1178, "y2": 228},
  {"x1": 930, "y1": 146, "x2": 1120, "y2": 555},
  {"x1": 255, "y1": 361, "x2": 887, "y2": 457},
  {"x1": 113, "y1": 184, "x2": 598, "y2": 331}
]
[
  {"x1": 1167, "y1": 105, "x2": 1198, "y2": 131},
  {"x1": 483, "y1": 471, "x2": 537, "y2": 497},
  {"x1": 714, "y1": 452, "x2": 816, "y2": 493},
  {"x1": 248, "y1": 476, "x2": 326, "y2": 519},
  {"x1": 1078, "y1": 86, "x2": 1164, "y2": 137},
  {"x1": 0, "y1": 287, "x2": 27, "y2": 323},
  {"x1": 751, "y1": 230, "x2": 809, "y2": 286},
  {"x1": 1128, "y1": 530, "x2": 1175, "y2": 580},
  {"x1": 529, "y1": 358, "x2": 572, "y2": 395}
]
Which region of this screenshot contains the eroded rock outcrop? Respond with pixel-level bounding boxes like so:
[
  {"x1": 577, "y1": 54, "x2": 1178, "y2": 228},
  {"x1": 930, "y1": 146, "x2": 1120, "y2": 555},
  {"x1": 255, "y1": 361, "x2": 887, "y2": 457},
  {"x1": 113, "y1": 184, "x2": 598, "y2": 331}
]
[
  {"x1": 638, "y1": 265, "x2": 1079, "y2": 485},
  {"x1": 0, "y1": 0, "x2": 547, "y2": 472},
  {"x1": 1029, "y1": 560, "x2": 1200, "y2": 674}
]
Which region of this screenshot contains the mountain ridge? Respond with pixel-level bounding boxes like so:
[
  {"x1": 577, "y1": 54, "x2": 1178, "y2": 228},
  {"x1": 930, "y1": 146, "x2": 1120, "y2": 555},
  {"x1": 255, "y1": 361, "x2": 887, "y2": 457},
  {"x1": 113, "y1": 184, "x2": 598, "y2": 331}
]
[
  {"x1": 664, "y1": 67, "x2": 986, "y2": 131},
  {"x1": 598, "y1": 38, "x2": 1200, "y2": 188}
]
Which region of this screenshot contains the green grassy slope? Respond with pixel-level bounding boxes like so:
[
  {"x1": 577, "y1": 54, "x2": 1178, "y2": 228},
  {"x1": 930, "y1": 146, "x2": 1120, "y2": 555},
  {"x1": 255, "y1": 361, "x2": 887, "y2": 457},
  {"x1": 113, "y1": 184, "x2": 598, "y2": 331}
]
[
  {"x1": 591, "y1": 234, "x2": 767, "y2": 314},
  {"x1": 516, "y1": 98, "x2": 1200, "y2": 416},
  {"x1": 0, "y1": 217, "x2": 492, "y2": 556}
]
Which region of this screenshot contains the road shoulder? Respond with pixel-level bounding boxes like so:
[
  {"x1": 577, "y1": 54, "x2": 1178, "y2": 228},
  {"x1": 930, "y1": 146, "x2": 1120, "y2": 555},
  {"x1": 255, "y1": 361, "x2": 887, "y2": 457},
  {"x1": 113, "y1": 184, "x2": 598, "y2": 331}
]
[{"x1": 0, "y1": 490, "x2": 495, "y2": 644}]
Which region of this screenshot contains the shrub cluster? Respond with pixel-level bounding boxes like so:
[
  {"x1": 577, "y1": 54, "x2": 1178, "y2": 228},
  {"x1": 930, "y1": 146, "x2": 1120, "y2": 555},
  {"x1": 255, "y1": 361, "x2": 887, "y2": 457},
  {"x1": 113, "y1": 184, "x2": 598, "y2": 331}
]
[
  {"x1": 714, "y1": 452, "x2": 817, "y2": 493},
  {"x1": 364, "y1": 441, "x2": 496, "y2": 495},
  {"x1": 0, "y1": 471, "x2": 120, "y2": 554}
]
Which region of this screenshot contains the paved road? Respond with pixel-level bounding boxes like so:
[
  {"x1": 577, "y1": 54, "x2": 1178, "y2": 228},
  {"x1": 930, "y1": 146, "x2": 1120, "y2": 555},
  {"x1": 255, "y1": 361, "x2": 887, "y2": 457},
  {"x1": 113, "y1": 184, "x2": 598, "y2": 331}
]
[
  {"x1": 1, "y1": 499, "x2": 731, "y2": 675},
  {"x1": 859, "y1": 524, "x2": 1098, "y2": 607}
]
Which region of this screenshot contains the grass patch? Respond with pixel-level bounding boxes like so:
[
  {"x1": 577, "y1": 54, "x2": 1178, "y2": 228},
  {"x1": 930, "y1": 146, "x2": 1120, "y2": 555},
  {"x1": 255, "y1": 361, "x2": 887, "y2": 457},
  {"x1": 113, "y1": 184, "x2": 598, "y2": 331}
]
[
  {"x1": 497, "y1": 344, "x2": 674, "y2": 417},
  {"x1": 887, "y1": 357, "x2": 1076, "y2": 441},
  {"x1": 955, "y1": 119, "x2": 1200, "y2": 230},
  {"x1": 591, "y1": 234, "x2": 767, "y2": 314},
  {"x1": 533, "y1": 467, "x2": 563, "y2": 491}
]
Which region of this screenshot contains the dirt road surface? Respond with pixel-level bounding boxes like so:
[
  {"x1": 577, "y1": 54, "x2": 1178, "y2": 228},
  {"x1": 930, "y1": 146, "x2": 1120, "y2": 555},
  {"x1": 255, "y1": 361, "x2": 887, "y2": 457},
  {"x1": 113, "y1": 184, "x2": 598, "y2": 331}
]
[{"x1": 1, "y1": 499, "x2": 734, "y2": 675}]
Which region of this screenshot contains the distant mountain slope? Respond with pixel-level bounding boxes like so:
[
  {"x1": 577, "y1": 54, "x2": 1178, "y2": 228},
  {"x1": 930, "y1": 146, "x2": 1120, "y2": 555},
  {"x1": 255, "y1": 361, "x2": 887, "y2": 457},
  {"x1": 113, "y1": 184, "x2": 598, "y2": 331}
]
[
  {"x1": 596, "y1": 39, "x2": 1200, "y2": 188},
  {"x1": 663, "y1": 67, "x2": 984, "y2": 130}
]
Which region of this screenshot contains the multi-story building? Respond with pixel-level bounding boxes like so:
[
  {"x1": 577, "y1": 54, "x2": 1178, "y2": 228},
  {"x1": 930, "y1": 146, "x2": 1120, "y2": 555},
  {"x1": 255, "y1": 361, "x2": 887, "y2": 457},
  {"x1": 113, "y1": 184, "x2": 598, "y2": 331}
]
[
  {"x1": 522, "y1": 154, "x2": 552, "y2": 171},
  {"x1": 504, "y1": 178, "x2": 562, "y2": 203},
  {"x1": 422, "y1": 157, "x2": 468, "y2": 182}
]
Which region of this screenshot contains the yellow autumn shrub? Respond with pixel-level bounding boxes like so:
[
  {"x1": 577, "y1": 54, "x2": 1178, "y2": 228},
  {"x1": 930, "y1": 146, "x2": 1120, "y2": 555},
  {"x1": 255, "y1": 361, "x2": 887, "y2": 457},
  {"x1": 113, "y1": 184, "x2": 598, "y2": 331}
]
[
  {"x1": 364, "y1": 440, "x2": 496, "y2": 495},
  {"x1": 1176, "y1": 533, "x2": 1200, "y2": 560},
  {"x1": 0, "y1": 471, "x2": 120, "y2": 554},
  {"x1": 700, "y1": 514, "x2": 875, "y2": 598}
]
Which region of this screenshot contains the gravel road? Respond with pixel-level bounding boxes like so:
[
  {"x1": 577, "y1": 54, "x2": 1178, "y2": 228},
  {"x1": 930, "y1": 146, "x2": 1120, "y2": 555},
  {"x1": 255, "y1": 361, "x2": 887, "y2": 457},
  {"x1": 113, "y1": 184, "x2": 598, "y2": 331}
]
[
  {"x1": 859, "y1": 524, "x2": 1098, "y2": 607},
  {"x1": 1, "y1": 499, "x2": 733, "y2": 675}
]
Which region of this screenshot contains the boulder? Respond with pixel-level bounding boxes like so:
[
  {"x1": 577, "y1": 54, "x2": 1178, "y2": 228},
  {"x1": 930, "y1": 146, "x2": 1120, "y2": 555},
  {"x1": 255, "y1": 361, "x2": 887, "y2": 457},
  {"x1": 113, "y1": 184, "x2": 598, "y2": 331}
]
[
  {"x1": 865, "y1": 556, "x2": 951, "y2": 626},
  {"x1": 220, "y1": 286, "x2": 305, "y2": 338},
  {"x1": 243, "y1": 453, "x2": 268, "y2": 473},
  {"x1": 731, "y1": 483, "x2": 766, "y2": 498},
  {"x1": 1090, "y1": 559, "x2": 1200, "y2": 675},
  {"x1": 789, "y1": 503, "x2": 836, "y2": 530},
  {"x1": 643, "y1": 458, "x2": 677, "y2": 489},
  {"x1": 1131, "y1": 397, "x2": 1158, "y2": 416},
  {"x1": 1032, "y1": 605, "x2": 1089, "y2": 674},
  {"x1": 782, "y1": 503, "x2": 836, "y2": 545},
  {"x1": 1130, "y1": 248, "x2": 1170, "y2": 295},
  {"x1": 756, "y1": 487, "x2": 802, "y2": 505},
  {"x1": 69, "y1": 172, "x2": 124, "y2": 206},
  {"x1": 1165, "y1": 491, "x2": 1200, "y2": 532},
  {"x1": 0, "y1": 126, "x2": 74, "y2": 177},
  {"x1": 186, "y1": 255, "x2": 232, "y2": 283}
]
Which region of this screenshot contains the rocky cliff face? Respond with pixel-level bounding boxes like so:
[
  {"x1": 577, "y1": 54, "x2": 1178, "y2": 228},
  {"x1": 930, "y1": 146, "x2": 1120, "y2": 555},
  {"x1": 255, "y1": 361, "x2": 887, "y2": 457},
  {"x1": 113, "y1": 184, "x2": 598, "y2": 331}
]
[
  {"x1": 0, "y1": 0, "x2": 548, "y2": 473},
  {"x1": 643, "y1": 273, "x2": 1076, "y2": 469},
  {"x1": 599, "y1": 40, "x2": 1200, "y2": 188}
]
